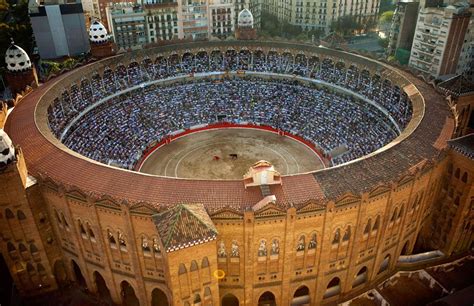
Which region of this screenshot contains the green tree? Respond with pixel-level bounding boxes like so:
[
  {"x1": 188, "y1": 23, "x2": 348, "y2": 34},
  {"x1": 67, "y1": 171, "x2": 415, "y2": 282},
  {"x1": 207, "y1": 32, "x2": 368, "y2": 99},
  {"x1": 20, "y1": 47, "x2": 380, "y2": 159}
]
[
  {"x1": 378, "y1": 10, "x2": 394, "y2": 34},
  {"x1": 331, "y1": 16, "x2": 361, "y2": 36}
]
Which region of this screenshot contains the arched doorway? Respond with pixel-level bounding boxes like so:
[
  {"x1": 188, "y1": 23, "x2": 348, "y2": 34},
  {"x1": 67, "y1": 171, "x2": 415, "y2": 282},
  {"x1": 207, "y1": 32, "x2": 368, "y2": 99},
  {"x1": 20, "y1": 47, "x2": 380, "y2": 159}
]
[
  {"x1": 291, "y1": 286, "x2": 310, "y2": 305},
  {"x1": 258, "y1": 291, "x2": 276, "y2": 306},
  {"x1": 222, "y1": 293, "x2": 239, "y2": 306},
  {"x1": 401, "y1": 241, "x2": 410, "y2": 255},
  {"x1": 71, "y1": 260, "x2": 86, "y2": 288},
  {"x1": 378, "y1": 254, "x2": 391, "y2": 274},
  {"x1": 53, "y1": 260, "x2": 68, "y2": 287},
  {"x1": 94, "y1": 271, "x2": 112, "y2": 304},
  {"x1": 152, "y1": 288, "x2": 169, "y2": 306},
  {"x1": 193, "y1": 294, "x2": 202, "y2": 306},
  {"x1": 352, "y1": 267, "x2": 368, "y2": 288},
  {"x1": 324, "y1": 277, "x2": 341, "y2": 299},
  {"x1": 121, "y1": 281, "x2": 139, "y2": 306}
]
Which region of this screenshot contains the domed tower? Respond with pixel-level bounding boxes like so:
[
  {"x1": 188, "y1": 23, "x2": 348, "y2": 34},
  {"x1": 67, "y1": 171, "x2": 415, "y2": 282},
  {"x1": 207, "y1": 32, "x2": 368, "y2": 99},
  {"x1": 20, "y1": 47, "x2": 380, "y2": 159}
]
[
  {"x1": 89, "y1": 20, "x2": 116, "y2": 58},
  {"x1": 235, "y1": 9, "x2": 257, "y2": 40},
  {"x1": 4, "y1": 39, "x2": 38, "y2": 99}
]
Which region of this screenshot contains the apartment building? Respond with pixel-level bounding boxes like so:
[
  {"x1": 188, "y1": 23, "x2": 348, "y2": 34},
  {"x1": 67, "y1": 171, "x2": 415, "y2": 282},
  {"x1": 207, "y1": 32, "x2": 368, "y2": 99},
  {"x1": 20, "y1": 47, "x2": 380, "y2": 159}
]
[
  {"x1": 261, "y1": 0, "x2": 379, "y2": 32},
  {"x1": 144, "y1": 0, "x2": 180, "y2": 43},
  {"x1": 209, "y1": 0, "x2": 235, "y2": 38},
  {"x1": 387, "y1": 0, "x2": 419, "y2": 57},
  {"x1": 409, "y1": 1, "x2": 472, "y2": 78},
  {"x1": 106, "y1": 3, "x2": 147, "y2": 50}
]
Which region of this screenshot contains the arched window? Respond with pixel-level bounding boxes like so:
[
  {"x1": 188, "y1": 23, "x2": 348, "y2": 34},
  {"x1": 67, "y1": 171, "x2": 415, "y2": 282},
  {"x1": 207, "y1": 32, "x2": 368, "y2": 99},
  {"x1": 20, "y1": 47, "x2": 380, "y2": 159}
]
[
  {"x1": 30, "y1": 243, "x2": 38, "y2": 254},
  {"x1": 204, "y1": 286, "x2": 211, "y2": 297},
  {"x1": 26, "y1": 262, "x2": 36, "y2": 275},
  {"x1": 78, "y1": 221, "x2": 86, "y2": 236},
  {"x1": 37, "y1": 263, "x2": 46, "y2": 275},
  {"x1": 17, "y1": 210, "x2": 26, "y2": 220},
  {"x1": 364, "y1": 219, "x2": 371, "y2": 235},
  {"x1": 178, "y1": 263, "x2": 187, "y2": 275},
  {"x1": 142, "y1": 236, "x2": 151, "y2": 255},
  {"x1": 455, "y1": 168, "x2": 460, "y2": 179},
  {"x1": 343, "y1": 226, "x2": 351, "y2": 241},
  {"x1": 332, "y1": 229, "x2": 341, "y2": 244},
  {"x1": 19, "y1": 243, "x2": 27, "y2": 253},
  {"x1": 193, "y1": 294, "x2": 201, "y2": 304},
  {"x1": 373, "y1": 216, "x2": 381, "y2": 232},
  {"x1": 118, "y1": 232, "x2": 126, "y2": 250},
  {"x1": 108, "y1": 230, "x2": 116, "y2": 247},
  {"x1": 390, "y1": 208, "x2": 398, "y2": 222},
  {"x1": 61, "y1": 213, "x2": 69, "y2": 228},
  {"x1": 308, "y1": 233, "x2": 317, "y2": 249},
  {"x1": 397, "y1": 205, "x2": 404, "y2": 219},
  {"x1": 454, "y1": 196, "x2": 460, "y2": 206},
  {"x1": 190, "y1": 260, "x2": 198, "y2": 271},
  {"x1": 5, "y1": 208, "x2": 14, "y2": 219},
  {"x1": 461, "y1": 172, "x2": 468, "y2": 183},
  {"x1": 7, "y1": 242, "x2": 16, "y2": 253},
  {"x1": 87, "y1": 224, "x2": 95, "y2": 241},
  {"x1": 296, "y1": 235, "x2": 305, "y2": 251},
  {"x1": 201, "y1": 257, "x2": 209, "y2": 268}
]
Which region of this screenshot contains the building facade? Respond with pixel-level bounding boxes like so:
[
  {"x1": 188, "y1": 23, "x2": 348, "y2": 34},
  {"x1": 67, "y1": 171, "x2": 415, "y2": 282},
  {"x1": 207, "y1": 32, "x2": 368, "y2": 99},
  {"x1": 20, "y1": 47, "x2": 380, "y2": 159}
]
[
  {"x1": 261, "y1": 0, "x2": 379, "y2": 33},
  {"x1": 1, "y1": 41, "x2": 473, "y2": 306},
  {"x1": 386, "y1": 0, "x2": 419, "y2": 59},
  {"x1": 409, "y1": 1, "x2": 472, "y2": 78}
]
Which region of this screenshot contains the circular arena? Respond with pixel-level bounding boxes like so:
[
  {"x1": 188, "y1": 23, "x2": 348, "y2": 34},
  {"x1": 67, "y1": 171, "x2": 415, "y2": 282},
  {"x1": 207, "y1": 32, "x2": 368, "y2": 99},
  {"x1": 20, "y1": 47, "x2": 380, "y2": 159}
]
[{"x1": 4, "y1": 40, "x2": 455, "y2": 306}]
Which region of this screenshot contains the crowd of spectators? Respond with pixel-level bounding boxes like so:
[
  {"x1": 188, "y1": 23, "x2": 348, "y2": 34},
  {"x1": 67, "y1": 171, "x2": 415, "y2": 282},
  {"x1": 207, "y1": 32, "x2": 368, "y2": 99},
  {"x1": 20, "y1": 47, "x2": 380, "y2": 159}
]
[{"x1": 47, "y1": 50, "x2": 412, "y2": 170}]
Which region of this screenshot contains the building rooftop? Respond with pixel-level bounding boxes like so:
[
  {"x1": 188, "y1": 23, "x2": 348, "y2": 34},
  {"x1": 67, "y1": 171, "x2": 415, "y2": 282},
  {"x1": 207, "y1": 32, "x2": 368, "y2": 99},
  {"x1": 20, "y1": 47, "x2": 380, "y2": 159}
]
[
  {"x1": 438, "y1": 74, "x2": 474, "y2": 98},
  {"x1": 447, "y1": 134, "x2": 474, "y2": 159}
]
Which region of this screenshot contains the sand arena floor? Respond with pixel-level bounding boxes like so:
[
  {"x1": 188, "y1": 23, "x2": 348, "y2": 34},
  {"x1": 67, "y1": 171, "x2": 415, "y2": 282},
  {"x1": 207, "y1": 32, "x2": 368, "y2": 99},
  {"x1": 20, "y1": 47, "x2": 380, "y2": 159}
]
[{"x1": 139, "y1": 128, "x2": 325, "y2": 179}]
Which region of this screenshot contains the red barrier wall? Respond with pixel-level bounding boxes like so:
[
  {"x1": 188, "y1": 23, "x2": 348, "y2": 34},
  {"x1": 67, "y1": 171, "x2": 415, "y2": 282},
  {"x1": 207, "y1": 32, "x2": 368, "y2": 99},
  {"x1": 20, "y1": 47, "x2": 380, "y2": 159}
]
[{"x1": 134, "y1": 123, "x2": 329, "y2": 171}]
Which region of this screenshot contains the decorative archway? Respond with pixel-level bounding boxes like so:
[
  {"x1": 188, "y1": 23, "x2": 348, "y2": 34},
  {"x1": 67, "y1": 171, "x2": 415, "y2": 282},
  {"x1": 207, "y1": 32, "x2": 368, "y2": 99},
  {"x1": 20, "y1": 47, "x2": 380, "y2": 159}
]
[
  {"x1": 152, "y1": 288, "x2": 169, "y2": 306},
  {"x1": 222, "y1": 293, "x2": 239, "y2": 306},
  {"x1": 291, "y1": 286, "x2": 310, "y2": 305},
  {"x1": 258, "y1": 291, "x2": 276, "y2": 306},
  {"x1": 53, "y1": 260, "x2": 68, "y2": 287},
  {"x1": 71, "y1": 260, "x2": 86, "y2": 288},
  {"x1": 93, "y1": 271, "x2": 112, "y2": 304},
  {"x1": 352, "y1": 266, "x2": 368, "y2": 288},
  {"x1": 378, "y1": 254, "x2": 391, "y2": 274},
  {"x1": 121, "y1": 280, "x2": 139, "y2": 306},
  {"x1": 324, "y1": 277, "x2": 341, "y2": 299}
]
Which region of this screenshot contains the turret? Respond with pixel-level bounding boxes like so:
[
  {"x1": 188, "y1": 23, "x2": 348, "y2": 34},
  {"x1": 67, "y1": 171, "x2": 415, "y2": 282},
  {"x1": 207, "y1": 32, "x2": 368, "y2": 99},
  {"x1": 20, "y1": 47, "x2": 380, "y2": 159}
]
[{"x1": 4, "y1": 39, "x2": 38, "y2": 99}]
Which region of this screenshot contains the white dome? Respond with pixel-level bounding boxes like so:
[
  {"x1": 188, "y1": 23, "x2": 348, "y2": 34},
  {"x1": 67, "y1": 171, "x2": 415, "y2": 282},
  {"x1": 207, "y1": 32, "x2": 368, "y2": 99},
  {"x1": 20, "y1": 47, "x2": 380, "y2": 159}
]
[
  {"x1": 89, "y1": 20, "x2": 109, "y2": 44},
  {"x1": 5, "y1": 42, "x2": 32, "y2": 72},
  {"x1": 0, "y1": 129, "x2": 15, "y2": 169},
  {"x1": 238, "y1": 9, "x2": 254, "y2": 28}
]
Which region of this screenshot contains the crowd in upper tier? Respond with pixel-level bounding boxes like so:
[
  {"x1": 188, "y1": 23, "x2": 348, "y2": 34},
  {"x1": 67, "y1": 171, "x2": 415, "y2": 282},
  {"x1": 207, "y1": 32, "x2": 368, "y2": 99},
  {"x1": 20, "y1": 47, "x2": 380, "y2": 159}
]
[{"x1": 47, "y1": 50, "x2": 412, "y2": 170}]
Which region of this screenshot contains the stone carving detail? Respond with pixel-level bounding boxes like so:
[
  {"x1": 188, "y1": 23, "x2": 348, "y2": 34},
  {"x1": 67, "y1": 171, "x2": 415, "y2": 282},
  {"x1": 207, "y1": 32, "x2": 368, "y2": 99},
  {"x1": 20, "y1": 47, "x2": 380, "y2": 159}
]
[
  {"x1": 271, "y1": 239, "x2": 279, "y2": 255},
  {"x1": 297, "y1": 235, "x2": 305, "y2": 251},
  {"x1": 308, "y1": 234, "x2": 317, "y2": 249},
  {"x1": 142, "y1": 237, "x2": 149, "y2": 250},
  {"x1": 218, "y1": 241, "x2": 227, "y2": 257},
  {"x1": 258, "y1": 239, "x2": 267, "y2": 256},
  {"x1": 118, "y1": 232, "x2": 126, "y2": 246},
  {"x1": 333, "y1": 229, "x2": 341, "y2": 244},
  {"x1": 231, "y1": 240, "x2": 239, "y2": 257},
  {"x1": 153, "y1": 238, "x2": 161, "y2": 253}
]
